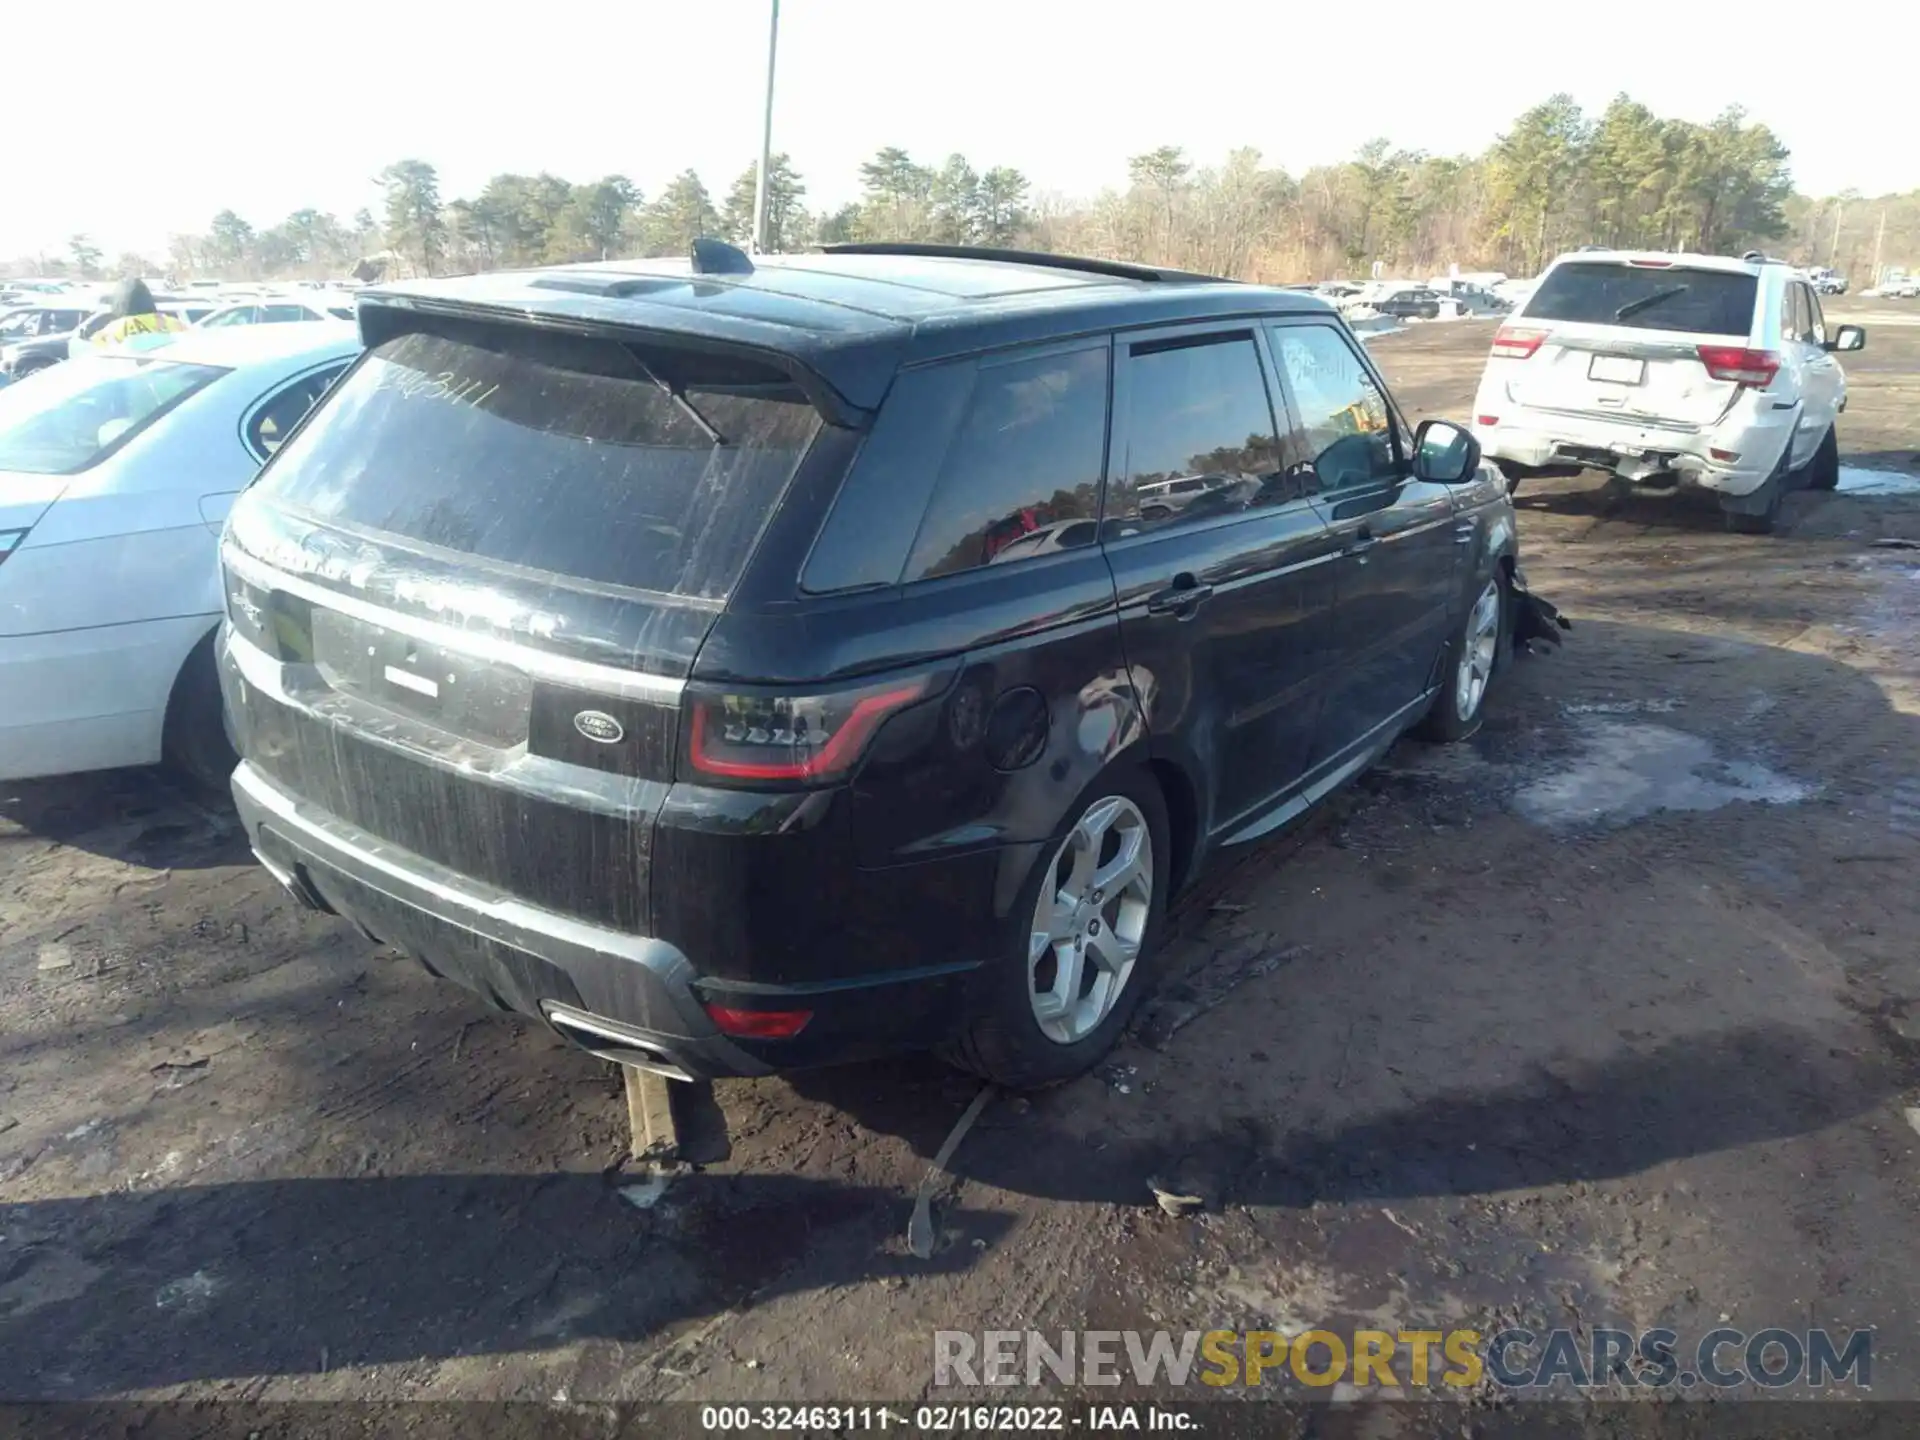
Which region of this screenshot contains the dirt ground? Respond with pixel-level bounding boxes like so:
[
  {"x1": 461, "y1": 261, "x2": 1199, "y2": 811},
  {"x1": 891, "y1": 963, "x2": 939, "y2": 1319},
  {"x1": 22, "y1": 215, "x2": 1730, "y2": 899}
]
[{"x1": 5, "y1": 299, "x2": 1920, "y2": 1421}]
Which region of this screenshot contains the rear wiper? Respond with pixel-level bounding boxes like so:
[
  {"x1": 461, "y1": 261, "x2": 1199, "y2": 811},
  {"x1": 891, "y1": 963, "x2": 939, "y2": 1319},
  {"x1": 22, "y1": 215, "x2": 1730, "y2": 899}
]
[
  {"x1": 632, "y1": 359, "x2": 727, "y2": 445},
  {"x1": 1615, "y1": 285, "x2": 1689, "y2": 321}
]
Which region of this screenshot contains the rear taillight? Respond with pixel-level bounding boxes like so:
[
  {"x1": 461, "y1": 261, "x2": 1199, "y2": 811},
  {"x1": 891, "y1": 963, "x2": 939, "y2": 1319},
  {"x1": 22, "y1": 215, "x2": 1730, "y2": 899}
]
[
  {"x1": 0, "y1": 528, "x2": 28, "y2": 566},
  {"x1": 1696, "y1": 345, "x2": 1781, "y2": 388},
  {"x1": 1490, "y1": 326, "x2": 1548, "y2": 360},
  {"x1": 684, "y1": 674, "x2": 933, "y2": 785},
  {"x1": 705, "y1": 1003, "x2": 813, "y2": 1039},
  {"x1": 1476, "y1": 414, "x2": 1500, "y2": 427},
  {"x1": 1627, "y1": 258, "x2": 1674, "y2": 268}
]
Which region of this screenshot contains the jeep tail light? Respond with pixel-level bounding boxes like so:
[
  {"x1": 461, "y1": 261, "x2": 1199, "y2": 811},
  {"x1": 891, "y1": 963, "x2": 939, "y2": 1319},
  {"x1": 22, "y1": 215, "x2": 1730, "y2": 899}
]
[
  {"x1": 1696, "y1": 345, "x2": 1781, "y2": 388},
  {"x1": 684, "y1": 674, "x2": 933, "y2": 784},
  {"x1": 0, "y1": 528, "x2": 28, "y2": 566},
  {"x1": 1490, "y1": 326, "x2": 1547, "y2": 360},
  {"x1": 705, "y1": 1003, "x2": 813, "y2": 1039},
  {"x1": 1476, "y1": 414, "x2": 1500, "y2": 427}
]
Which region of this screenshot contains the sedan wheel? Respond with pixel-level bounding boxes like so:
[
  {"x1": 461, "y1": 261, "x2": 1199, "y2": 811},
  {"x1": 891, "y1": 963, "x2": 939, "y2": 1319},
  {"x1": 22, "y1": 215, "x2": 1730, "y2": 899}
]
[{"x1": 1028, "y1": 795, "x2": 1153, "y2": 1045}]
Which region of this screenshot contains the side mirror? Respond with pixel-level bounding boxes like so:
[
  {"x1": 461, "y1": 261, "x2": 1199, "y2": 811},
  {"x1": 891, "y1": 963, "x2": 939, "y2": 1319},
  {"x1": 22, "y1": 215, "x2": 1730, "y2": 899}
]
[
  {"x1": 1825, "y1": 324, "x2": 1866, "y2": 353},
  {"x1": 1412, "y1": 418, "x2": 1481, "y2": 485}
]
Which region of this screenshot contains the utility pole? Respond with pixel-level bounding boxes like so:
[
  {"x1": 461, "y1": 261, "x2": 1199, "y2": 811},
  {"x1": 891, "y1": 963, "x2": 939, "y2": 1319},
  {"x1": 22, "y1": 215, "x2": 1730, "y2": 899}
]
[
  {"x1": 751, "y1": 0, "x2": 781, "y2": 255},
  {"x1": 1872, "y1": 209, "x2": 1886, "y2": 287},
  {"x1": 1828, "y1": 200, "x2": 1843, "y2": 268}
]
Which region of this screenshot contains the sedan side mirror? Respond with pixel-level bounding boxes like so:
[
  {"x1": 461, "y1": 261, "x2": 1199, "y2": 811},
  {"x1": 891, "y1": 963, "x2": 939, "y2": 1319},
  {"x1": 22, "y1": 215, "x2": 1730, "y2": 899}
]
[
  {"x1": 1825, "y1": 324, "x2": 1866, "y2": 353},
  {"x1": 1412, "y1": 418, "x2": 1481, "y2": 484}
]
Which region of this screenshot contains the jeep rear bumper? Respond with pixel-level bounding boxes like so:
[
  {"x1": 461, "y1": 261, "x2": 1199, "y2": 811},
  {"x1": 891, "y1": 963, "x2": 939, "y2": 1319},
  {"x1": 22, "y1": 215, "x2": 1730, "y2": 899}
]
[{"x1": 1475, "y1": 410, "x2": 1795, "y2": 498}]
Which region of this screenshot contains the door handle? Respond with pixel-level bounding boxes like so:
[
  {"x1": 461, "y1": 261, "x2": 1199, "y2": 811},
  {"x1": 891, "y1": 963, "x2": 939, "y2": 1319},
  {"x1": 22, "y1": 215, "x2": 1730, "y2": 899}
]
[
  {"x1": 1342, "y1": 529, "x2": 1378, "y2": 560},
  {"x1": 1145, "y1": 573, "x2": 1213, "y2": 618}
]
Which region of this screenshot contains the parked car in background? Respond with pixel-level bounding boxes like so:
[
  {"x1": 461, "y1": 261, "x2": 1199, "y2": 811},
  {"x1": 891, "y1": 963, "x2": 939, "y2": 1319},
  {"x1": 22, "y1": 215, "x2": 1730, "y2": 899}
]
[
  {"x1": 197, "y1": 296, "x2": 359, "y2": 328},
  {"x1": 1492, "y1": 277, "x2": 1539, "y2": 309},
  {"x1": 0, "y1": 301, "x2": 93, "y2": 382},
  {"x1": 1807, "y1": 267, "x2": 1848, "y2": 295},
  {"x1": 1429, "y1": 279, "x2": 1510, "y2": 315},
  {"x1": 220, "y1": 240, "x2": 1540, "y2": 1091},
  {"x1": 68, "y1": 300, "x2": 221, "y2": 358},
  {"x1": 0, "y1": 323, "x2": 360, "y2": 784},
  {"x1": 1472, "y1": 248, "x2": 1865, "y2": 532},
  {"x1": 1373, "y1": 287, "x2": 1445, "y2": 320}
]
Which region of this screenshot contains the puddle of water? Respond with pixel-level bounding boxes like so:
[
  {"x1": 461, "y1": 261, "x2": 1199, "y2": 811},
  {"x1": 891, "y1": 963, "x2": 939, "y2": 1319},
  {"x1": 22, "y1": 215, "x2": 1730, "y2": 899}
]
[
  {"x1": 1838, "y1": 466, "x2": 1920, "y2": 497},
  {"x1": 1513, "y1": 721, "x2": 1812, "y2": 829}
]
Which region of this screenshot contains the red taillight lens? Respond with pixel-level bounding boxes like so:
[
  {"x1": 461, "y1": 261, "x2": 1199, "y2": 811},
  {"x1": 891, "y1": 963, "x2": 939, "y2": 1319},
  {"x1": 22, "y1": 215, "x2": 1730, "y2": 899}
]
[
  {"x1": 684, "y1": 674, "x2": 932, "y2": 784},
  {"x1": 705, "y1": 1003, "x2": 813, "y2": 1038},
  {"x1": 1696, "y1": 345, "x2": 1781, "y2": 388},
  {"x1": 1627, "y1": 258, "x2": 1674, "y2": 267},
  {"x1": 1476, "y1": 414, "x2": 1500, "y2": 427},
  {"x1": 1490, "y1": 326, "x2": 1547, "y2": 360}
]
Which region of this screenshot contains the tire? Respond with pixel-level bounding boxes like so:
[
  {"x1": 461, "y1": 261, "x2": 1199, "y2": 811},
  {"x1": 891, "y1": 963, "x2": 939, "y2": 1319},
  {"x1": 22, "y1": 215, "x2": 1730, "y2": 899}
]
[
  {"x1": 1417, "y1": 568, "x2": 1509, "y2": 743},
  {"x1": 1805, "y1": 425, "x2": 1840, "y2": 491},
  {"x1": 162, "y1": 630, "x2": 239, "y2": 795},
  {"x1": 942, "y1": 768, "x2": 1171, "y2": 1089},
  {"x1": 1723, "y1": 444, "x2": 1790, "y2": 535}
]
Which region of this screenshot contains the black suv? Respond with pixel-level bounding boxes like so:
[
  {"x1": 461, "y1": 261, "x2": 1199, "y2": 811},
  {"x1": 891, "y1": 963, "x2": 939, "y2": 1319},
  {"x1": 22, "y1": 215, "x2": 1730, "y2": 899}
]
[{"x1": 220, "y1": 242, "x2": 1528, "y2": 1089}]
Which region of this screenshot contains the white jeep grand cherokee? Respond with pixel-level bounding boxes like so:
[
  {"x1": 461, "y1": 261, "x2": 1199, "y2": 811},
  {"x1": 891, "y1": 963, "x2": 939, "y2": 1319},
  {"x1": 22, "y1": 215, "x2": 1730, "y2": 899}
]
[{"x1": 1471, "y1": 249, "x2": 1866, "y2": 533}]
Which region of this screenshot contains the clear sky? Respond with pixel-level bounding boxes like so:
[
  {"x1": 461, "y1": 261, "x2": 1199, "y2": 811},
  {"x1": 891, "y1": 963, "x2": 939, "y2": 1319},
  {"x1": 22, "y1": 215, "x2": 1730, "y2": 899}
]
[{"x1": 7, "y1": 0, "x2": 1909, "y2": 261}]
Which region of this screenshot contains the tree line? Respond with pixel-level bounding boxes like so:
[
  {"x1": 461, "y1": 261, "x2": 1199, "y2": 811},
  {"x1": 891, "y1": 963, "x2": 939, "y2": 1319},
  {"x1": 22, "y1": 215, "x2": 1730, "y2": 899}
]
[{"x1": 14, "y1": 92, "x2": 1917, "y2": 287}]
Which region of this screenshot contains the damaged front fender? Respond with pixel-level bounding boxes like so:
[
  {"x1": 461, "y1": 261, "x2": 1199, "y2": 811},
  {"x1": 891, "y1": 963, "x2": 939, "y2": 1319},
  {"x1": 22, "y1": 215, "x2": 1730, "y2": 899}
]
[{"x1": 1511, "y1": 567, "x2": 1571, "y2": 652}]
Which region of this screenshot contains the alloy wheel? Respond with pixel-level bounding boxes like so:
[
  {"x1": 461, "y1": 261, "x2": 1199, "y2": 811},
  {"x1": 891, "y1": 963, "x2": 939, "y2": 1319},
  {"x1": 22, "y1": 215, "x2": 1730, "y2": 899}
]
[
  {"x1": 1027, "y1": 796, "x2": 1153, "y2": 1045},
  {"x1": 1455, "y1": 578, "x2": 1502, "y2": 722}
]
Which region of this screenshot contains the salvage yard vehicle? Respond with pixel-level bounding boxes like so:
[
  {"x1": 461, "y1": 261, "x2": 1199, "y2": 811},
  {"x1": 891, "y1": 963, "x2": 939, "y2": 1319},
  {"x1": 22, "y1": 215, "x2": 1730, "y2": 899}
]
[
  {"x1": 0, "y1": 323, "x2": 359, "y2": 784},
  {"x1": 1472, "y1": 248, "x2": 1866, "y2": 532},
  {"x1": 0, "y1": 300, "x2": 92, "y2": 383},
  {"x1": 1372, "y1": 286, "x2": 1445, "y2": 320},
  {"x1": 194, "y1": 296, "x2": 360, "y2": 329},
  {"x1": 220, "y1": 240, "x2": 1553, "y2": 1089}
]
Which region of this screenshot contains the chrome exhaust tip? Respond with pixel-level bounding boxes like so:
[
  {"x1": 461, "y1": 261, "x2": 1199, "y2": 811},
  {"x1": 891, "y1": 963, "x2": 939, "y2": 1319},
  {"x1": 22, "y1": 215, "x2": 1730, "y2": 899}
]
[{"x1": 541, "y1": 1002, "x2": 695, "y2": 1082}]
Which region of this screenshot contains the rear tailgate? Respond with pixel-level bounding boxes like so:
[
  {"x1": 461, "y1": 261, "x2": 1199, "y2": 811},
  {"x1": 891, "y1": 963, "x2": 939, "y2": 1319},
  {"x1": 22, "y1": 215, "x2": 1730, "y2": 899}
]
[
  {"x1": 222, "y1": 309, "x2": 827, "y2": 933},
  {"x1": 1500, "y1": 261, "x2": 1760, "y2": 430}
]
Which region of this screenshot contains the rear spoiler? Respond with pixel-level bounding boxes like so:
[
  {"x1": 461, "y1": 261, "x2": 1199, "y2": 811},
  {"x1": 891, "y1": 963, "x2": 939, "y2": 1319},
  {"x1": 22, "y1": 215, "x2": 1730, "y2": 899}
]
[{"x1": 354, "y1": 294, "x2": 880, "y2": 429}]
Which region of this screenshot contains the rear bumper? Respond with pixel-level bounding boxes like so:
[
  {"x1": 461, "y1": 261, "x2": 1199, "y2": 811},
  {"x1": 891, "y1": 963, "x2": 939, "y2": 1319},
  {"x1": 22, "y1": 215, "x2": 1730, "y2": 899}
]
[
  {"x1": 1474, "y1": 405, "x2": 1794, "y2": 498},
  {"x1": 231, "y1": 761, "x2": 975, "y2": 1078}
]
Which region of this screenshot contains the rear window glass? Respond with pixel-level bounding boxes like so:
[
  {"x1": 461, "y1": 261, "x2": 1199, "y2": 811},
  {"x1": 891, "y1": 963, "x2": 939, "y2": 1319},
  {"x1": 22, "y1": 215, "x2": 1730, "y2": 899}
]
[
  {"x1": 255, "y1": 322, "x2": 823, "y2": 600},
  {"x1": 1523, "y1": 262, "x2": 1756, "y2": 337},
  {"x1": 0, "y1": 354, "x2": 225, "y2": 474}
]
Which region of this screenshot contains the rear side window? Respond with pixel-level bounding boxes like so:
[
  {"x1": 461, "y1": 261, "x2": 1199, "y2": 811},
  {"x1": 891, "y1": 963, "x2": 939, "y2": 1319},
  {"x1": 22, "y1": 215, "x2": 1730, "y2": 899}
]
[
  {"x1": 901, "y1": 343, "x2": 1107, "y2": 583},
  {"x1": 1107, "y1": 333, "x2": 1283, "y2": 534},
  {"x1": 1523, "y1": 262, "x2": 1756, "y2": 337},
  {"x1": 255, "y1": 321, "x2": 823, "y2": 600}
]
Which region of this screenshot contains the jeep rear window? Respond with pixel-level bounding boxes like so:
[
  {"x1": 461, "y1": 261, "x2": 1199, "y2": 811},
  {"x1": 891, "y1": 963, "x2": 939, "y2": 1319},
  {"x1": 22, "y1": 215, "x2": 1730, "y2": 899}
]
[
  {"x1": 254, "y1": 320, "x2": 823, "y2": 600},
  {"x1": 1522, "y1": 262, "x2": 1756, "y2": 337}
]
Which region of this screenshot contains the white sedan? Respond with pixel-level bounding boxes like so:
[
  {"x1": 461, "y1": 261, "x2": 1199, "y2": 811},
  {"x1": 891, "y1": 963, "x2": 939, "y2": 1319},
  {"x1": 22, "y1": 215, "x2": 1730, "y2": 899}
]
[
  {"x1": 196, "y1": 296, "x2": 359, "y2": 329},
  {"x1": 0, "y1": 323, "x2": 361, "y2": 785}
]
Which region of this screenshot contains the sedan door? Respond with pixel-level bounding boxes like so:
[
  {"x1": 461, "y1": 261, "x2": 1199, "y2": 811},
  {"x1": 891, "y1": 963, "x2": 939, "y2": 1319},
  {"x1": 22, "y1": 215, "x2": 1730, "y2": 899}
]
[
  {"x1": 1266, "y1": 319, "x2": 1463, "y2": 767},
  {"x1": 1101, "y1": 324, "x2": 1342, "y2": 843}
]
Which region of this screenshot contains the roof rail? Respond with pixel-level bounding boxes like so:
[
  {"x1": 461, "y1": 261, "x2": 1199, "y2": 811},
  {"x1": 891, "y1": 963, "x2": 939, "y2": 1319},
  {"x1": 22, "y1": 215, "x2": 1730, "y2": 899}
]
[{"x1": 819, "y1": 242, "x2": 1233, "y2": 285}]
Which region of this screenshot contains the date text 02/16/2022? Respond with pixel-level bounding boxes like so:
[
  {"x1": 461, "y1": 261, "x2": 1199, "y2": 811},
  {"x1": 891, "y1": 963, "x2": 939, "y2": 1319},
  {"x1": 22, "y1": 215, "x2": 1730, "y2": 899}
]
[{"x1": 698, "y1": 1405, "x2": 1194, "y2": 1431}]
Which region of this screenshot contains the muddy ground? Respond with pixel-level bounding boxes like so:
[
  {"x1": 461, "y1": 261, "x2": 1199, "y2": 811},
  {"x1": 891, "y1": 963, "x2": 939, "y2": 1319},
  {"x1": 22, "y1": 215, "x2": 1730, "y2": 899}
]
[{"x1": 4, "y1": 299, "x2": 1920, "y2": 1422}]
